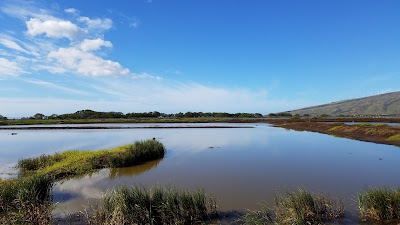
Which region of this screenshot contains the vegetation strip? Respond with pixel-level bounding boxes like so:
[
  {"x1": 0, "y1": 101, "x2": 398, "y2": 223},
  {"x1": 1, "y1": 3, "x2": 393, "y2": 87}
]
[
  {"x1": 0, "y1": 125, "x2": 253, "y2": 130},
  {"x1": 17, "y1": 139, "x2": 166, "y2": 180},
  {"x1": 269, "y1": 121, "x2": 400, "y2": 147}
]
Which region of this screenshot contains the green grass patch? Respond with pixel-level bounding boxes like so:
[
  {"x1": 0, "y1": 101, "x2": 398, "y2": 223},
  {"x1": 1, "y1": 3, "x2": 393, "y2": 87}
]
[
  {"x1": 358, "y1": 188, "x2": 400, "y2": 221},
  {"x1": 86, "y1": 186, "x2": 217, "y2": 224},
  {"x1": 387, "y1": 134, "x2": 400, "y2": 141},
  {"x1": 241, "y1": 189, "x2": 344, "y2": 225},
  {"x1": 328, "y1": 125, "x2": 344, "y2": 132},
  {"x1": 355, "y1": 123, "x2": 389, "y2": 127},
  {"x1": 17, "y1": 139, "x2": 166, "y2": 179},
  {"x1": 0, "y1": 175, "x2": 54, "y2": 224}
]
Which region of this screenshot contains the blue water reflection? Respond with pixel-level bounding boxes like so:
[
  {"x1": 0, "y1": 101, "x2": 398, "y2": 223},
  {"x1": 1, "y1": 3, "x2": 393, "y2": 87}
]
[{"x1": 1, "y1": 123, "x2": 399, "y2": 218}]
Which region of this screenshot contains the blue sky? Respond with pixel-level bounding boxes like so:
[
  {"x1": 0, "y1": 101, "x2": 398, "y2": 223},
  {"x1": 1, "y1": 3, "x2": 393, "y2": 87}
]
[{"x1": 0, "y1": 0, "x2": 400, "y2": 117}]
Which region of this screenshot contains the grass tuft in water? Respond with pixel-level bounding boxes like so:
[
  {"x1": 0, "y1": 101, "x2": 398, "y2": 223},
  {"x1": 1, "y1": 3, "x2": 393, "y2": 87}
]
[
  {"x1": 86, "y1": 186, "x2": 217, "y2": 225},
  {"x1": 17, "y1": 139, "x2": 165, "y2": 179},
  {"x1": 241, "y1": 189, "x2": 344, "y2": 225},
  {"x1": 274, "y1": 189, "x2": 344, "y2": 224},
  {"x1": 109, "y1": 139, "x2": 165, "y2": 167},
  {"x1": 358, "y1": 187, "x2": 400, "y2": 221}
]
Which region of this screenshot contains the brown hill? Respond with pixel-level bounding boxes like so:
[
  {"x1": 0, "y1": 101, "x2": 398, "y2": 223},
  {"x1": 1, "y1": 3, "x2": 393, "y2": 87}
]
[{"x1": 287, "y1": 92, "x2": 400, "y2": 117}]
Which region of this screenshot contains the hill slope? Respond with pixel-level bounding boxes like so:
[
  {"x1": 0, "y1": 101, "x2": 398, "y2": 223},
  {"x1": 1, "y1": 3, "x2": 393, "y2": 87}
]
[{"x1": 288, "y1": 92, "x2": 400, "y2": 117}]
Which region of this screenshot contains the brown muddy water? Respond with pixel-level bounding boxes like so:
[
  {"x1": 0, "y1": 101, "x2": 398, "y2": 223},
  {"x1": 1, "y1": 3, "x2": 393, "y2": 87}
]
[{"x1": 1, "y1": 123, "x2": 400, "y2": 224}]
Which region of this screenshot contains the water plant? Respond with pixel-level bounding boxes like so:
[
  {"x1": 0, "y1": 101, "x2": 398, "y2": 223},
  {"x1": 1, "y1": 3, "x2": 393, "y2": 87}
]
[
  {"x1": 241, "y1": 189, "x2": 344, "y2": 225},
  {"x1": 0, "y1": 175, "x2": 54, "y2": 225},
  {"x1": 86, "y1": 185, "x2": 217, "y2": 225},
  {"x1": 17, "y1": 139, "x2": 166, "y2": 179},
  {"x1": 274, "y1": 189, "x2": 344, "y2": 224},
  {"x1": 358, "y1": 187, "x2": 400, "y2": 221}
]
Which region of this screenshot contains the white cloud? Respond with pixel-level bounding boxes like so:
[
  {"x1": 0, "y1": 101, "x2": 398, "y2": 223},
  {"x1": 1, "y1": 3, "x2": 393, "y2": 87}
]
[
  {"x1": 26, "y1": 18, "x2": 84, "y2": 40},
  {"x1": 0, "y1": 57, "x2": 23, "y2": 76},
  {"x1": 132, "y1": 72, "x2": 162, "y2": 80},
  {"x1": 48, "y1": 47, "x2": 130, "y2": 77},
  {"x1": 79, "y1": 38, "x2": 112, "y2": 52},
  {"x1": 78, "y1": 17, "x2": 112, "y2": 31},
  {"x1": 0, "y1": 35, "x2": 39, "y2": 56},
  {"x1": 0, "y1": 2, "x2": 55, "y2": 21},
  {"x1": 64, "y1": 8, "x2": 77, "y2": 14},
  {"x1": 22, "y1": 78, "x2": 93, "y2": 96}
]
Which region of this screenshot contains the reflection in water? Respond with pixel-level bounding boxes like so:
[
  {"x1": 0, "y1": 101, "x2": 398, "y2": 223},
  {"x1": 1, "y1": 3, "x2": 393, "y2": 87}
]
[{"x1": 109, "y1": 159, "x2": 162, "y2": 179}]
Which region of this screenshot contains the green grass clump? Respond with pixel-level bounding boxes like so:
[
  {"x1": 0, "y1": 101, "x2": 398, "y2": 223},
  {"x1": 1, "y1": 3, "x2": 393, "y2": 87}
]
[
  {"x1": 242, "y1": 189, "x2": 344, "y2": 225},
  {"x1": 387, "y1": 134, "x2": 400, "y2": 141},
  {"x1": 86, "y1": 186, "x2": 217, "y2": 225},
  {"x1": 328, "y1": 125, "x2": 343, "y2": 132},
  {"x1": 0, "y1": 175, "x2": 54, "y2": 224},
  {"x1": 358, "y1": 188, "x2": 400, "y2": 221},
  {"x1": 274, "y1": 189, "x2": 344, "y2": 224},
  {"x1": 17, "y1": 139, "x2": 165, "y2": 180},
  {"x1": 109, "y1": 139, "x2": 165, "y2": 167}
]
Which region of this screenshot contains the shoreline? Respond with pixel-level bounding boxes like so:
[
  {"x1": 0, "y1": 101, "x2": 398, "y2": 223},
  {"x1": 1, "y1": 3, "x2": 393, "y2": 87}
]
[
  {"x1": 268, "y1": 121, "x2": 400, "y2": 147},
  {"x1": 0, "y1": 125, "x2": 253, "y2": 130}
]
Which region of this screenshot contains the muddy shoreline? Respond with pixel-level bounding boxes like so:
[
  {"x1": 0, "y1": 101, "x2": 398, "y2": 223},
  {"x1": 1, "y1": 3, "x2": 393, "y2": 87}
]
[{"x1": 268, "y1": 121, "x2": 400, "y2": 147}]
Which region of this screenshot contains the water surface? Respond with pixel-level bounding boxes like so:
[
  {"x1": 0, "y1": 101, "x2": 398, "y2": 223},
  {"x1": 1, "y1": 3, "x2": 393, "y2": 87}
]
[{"x1": 1, "y1": 123, "x2": 399, "y2": 223}]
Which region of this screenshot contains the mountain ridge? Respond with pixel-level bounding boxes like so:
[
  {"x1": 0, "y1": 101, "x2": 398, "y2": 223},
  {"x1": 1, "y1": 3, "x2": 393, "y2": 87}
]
[{"x1": 287, "y1": 91, "x2": 400, "y2": 117}]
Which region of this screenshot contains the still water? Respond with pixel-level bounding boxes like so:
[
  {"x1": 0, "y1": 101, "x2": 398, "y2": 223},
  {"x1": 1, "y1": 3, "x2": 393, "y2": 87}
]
[{"x1": 1, "y1": 123, "x2": 399, "y2": 221}]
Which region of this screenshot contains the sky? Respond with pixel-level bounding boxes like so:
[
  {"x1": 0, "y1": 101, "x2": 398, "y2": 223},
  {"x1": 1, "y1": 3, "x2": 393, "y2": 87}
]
[{"x1": 0, "y1": 0, "x2": 400, "y2": 117}]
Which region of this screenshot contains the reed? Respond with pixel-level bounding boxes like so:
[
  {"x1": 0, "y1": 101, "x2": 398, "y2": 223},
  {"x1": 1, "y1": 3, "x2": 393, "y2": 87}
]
[
  {"x1": 0, "y1": 175, "x2": 54, "y2": 225},
  {"x1": 86, "y1": 186, "x2": 217, "y2": 225},
  {"x1": 358, "y1": 187, "x2": 400, "y2": 221}
]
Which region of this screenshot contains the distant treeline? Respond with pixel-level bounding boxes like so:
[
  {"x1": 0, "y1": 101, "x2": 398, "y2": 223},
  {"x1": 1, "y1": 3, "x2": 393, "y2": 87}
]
[{"x1": 20, "y1": 110, "x2": 266, "y2": 120}]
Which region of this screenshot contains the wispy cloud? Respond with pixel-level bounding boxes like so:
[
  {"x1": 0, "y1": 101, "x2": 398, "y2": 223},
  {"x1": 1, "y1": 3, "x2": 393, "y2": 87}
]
[
  {"x1": 21, "y1": 78, "x2": 94, "y2": 96},
  {"x1": 0, "y1": 58, "x2": 24, "y2": 77}
]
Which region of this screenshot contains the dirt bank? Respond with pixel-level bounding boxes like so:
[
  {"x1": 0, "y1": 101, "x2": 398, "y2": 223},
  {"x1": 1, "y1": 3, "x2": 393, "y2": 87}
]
[{"x1": 268, "y1": 121, "x2": 400, "y2": 147}]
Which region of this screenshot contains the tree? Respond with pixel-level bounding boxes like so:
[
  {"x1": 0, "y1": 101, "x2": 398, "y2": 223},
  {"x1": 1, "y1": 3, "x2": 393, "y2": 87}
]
[
  {"x1": 0, "y1": 115, "x2": 7, "y2": 120},
  {"x1": 32, "y1": 113, "x2": 45, "y2": 119}
]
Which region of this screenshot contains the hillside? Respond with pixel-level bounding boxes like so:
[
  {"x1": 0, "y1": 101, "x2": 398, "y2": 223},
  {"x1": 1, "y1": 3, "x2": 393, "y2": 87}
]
[{"x1": 287, "y1": 92, "x2": 400, "y2": 117}]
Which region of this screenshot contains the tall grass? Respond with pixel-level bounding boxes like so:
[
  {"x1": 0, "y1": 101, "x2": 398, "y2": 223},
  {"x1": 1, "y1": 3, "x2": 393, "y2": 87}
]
[
  {"x1": 109, "y1": 139, "x2": 165, "y2": 168},
  {"x1": 86, "y1": 186, "x2": 217, "y2": 225},
  {"x1": 0, "y1": 175, "x2": 54, "y2": 224},
  {"x1": 358, "y1": 188, "x2": 400, "y2": 221},
  {"x1": 275, "y1": 189, "x2": 344, "y2": 224},
  {"x1": 17, "y1": 139, "x2": 166, "y2": 179},
  {"x1": 241, "y1": 189, "x2": 344, "y2": 225}
]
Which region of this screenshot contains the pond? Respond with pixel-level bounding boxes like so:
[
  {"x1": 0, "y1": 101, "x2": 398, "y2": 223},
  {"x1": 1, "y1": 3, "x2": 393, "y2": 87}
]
[{"x1": 1, "y1": 123, "x2": 399, "y2": 223}]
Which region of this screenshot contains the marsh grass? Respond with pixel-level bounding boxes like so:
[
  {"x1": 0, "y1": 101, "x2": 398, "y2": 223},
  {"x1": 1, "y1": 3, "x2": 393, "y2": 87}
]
[
  {"x1": 274, "y1": 189, "x2": 344, "y2": 224},
  {"x1": 17, "y1": 139, "x2": 165, "y2": 179},
  {"x1": 241, "y1": 189, "x2": 344, "y2": 225},
  {"x1": 358, "y1": 188, "x2": 400, "y2": 221},
  {"x1": 86, "y1": 186, "x2": 217, "y2": 225},
  {"x1": 0, "y1": 175, "x2": 54, "y2": 224},
  {"x1": 239, "y1": 202, "x2": 274, "y2": 224},
  {"x1": 387, "y1": 134, "x2": 400, "y2": 141}
]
